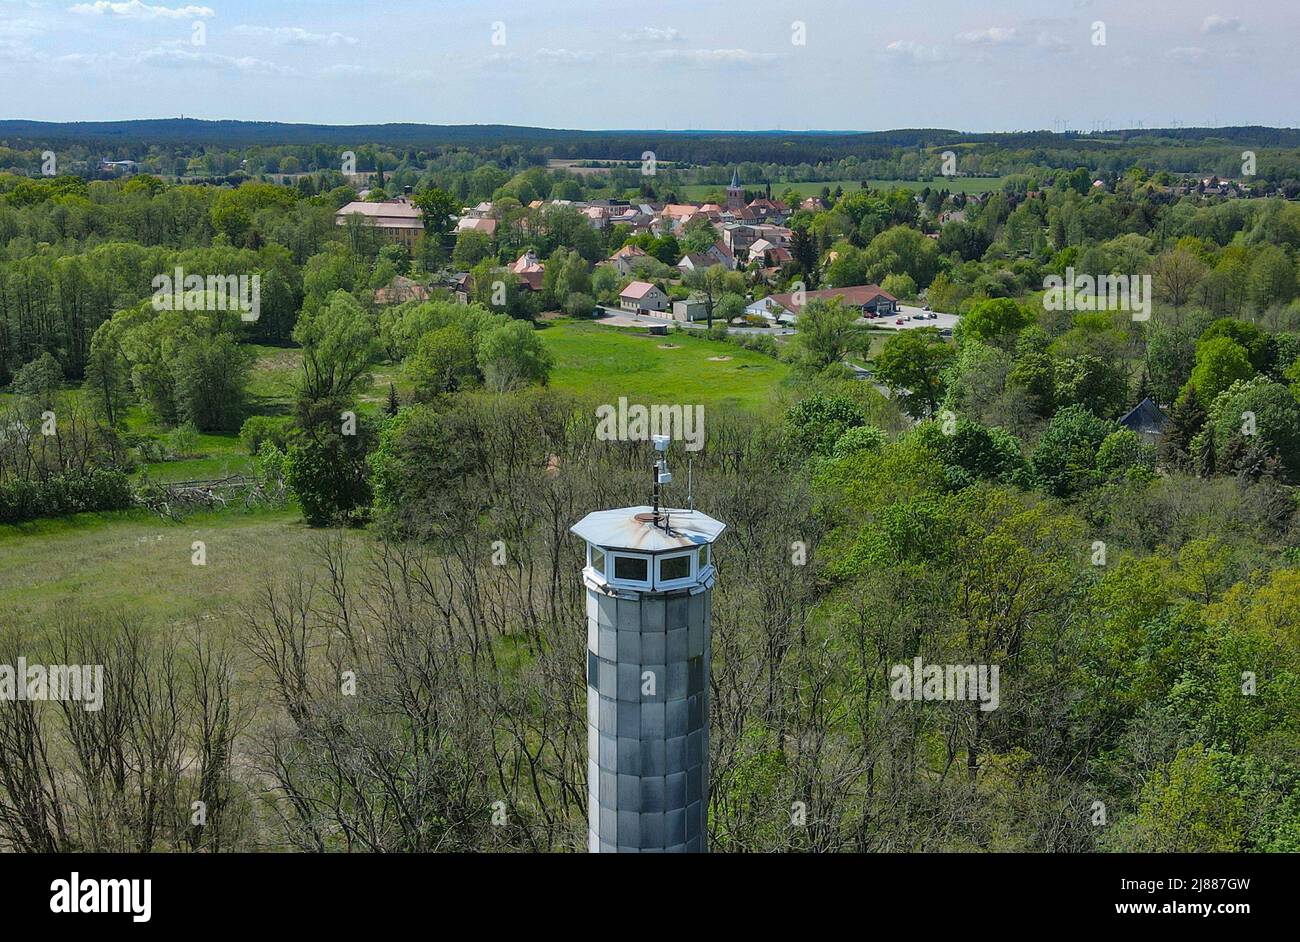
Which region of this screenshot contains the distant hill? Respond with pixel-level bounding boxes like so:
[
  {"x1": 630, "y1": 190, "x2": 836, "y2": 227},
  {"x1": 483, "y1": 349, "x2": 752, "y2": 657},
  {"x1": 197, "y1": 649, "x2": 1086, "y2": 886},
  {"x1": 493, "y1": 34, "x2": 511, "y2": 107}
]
[{"x1": 2, "y1": 119, "x2": 1289, "y2": 150}]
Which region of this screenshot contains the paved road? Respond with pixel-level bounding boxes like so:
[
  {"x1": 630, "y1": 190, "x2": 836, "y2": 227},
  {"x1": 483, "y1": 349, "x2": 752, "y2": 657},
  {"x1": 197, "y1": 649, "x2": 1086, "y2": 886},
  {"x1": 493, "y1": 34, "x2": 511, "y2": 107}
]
[{"x1": 590, "y1": 303, "x2": 956, "y2": 337}]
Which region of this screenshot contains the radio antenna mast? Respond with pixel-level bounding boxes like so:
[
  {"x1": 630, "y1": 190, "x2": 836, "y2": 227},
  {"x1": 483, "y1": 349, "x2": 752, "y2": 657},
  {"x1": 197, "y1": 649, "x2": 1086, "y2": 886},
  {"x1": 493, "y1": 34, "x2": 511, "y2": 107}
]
[{"x1": 652, "y1": 435, "x2": 672, "y2": 530}]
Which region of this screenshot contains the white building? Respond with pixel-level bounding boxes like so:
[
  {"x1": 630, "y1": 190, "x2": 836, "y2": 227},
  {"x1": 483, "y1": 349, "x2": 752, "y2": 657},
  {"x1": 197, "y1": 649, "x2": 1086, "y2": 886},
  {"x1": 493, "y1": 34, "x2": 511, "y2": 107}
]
[{"x1": 620, "y1": 281, "x2": 670, "y2": 314}]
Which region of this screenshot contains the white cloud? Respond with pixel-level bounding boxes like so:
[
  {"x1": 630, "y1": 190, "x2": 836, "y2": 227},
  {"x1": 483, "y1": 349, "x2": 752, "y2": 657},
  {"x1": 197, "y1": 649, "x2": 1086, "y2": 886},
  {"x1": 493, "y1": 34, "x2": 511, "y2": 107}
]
[
  {"x1": 526, "y1": 44, "x2": 769, "y2": 68},
  {"x1": 622, "y1": 27, "x2": 681, "y2": 43},
  {"x1": 68, "y1": 1, "x2": 214, "y2": 19},
  {"x1": 139, "y1": 46, "x2": 294, "y2": 75},
  {"x1": 233, "y1": 26, "x2": 358, "y2": 47},
  {"x1": 641, "y1": 47, "x2": 774, "y2": 65},
  {"x1": 955, "y1": 26, "x2": 1019, "y2": 45},
  {"x1": 317, "y1": 62, "x2": 435, "y2": 84},
  {"x1": 1201, "y1": 14, "x2": 1243, "y2": 34},
  {"x1": 884, "y1": 39, "x2": 942, "y2": 62},
  {"x1": 535, "y1": 47, "x2": 597, "y2": 62}
]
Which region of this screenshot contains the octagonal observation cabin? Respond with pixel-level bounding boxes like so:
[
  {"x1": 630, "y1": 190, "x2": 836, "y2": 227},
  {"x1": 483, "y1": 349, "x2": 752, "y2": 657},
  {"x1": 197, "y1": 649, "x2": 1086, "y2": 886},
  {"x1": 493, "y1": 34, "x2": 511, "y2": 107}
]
[{"x1": 571, "y1": 506, "x2": 726, "y2": 597}]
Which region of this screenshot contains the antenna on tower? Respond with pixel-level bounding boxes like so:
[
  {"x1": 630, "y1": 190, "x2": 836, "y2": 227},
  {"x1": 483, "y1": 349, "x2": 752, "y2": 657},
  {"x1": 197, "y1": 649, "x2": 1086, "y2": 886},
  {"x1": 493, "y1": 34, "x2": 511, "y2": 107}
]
[{"x1": 652, "y1": 434, "x2": 672, "y2": 530}]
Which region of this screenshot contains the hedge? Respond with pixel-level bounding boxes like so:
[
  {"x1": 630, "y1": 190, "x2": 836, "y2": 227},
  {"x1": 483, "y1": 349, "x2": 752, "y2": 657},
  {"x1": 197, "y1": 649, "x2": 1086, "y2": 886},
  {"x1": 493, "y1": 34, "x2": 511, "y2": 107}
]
[{"x1": 0, "y1": 469, "x2": 134, "y2": 524}]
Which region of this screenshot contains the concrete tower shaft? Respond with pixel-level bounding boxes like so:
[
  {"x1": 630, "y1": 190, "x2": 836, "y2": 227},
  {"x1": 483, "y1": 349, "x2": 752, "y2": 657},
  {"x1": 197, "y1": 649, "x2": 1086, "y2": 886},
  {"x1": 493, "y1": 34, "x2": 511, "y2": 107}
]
[{"x1": 571, "y1": 506, "x2": 725, "y2": 853}]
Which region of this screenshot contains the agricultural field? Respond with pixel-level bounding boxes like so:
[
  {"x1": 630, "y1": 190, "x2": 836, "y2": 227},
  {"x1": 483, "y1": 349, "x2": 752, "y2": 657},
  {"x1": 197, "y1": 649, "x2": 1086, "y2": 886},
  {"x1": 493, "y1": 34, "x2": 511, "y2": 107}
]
[{"x1": 677, "y1": 177, "x2": 1011, "y2": 199}]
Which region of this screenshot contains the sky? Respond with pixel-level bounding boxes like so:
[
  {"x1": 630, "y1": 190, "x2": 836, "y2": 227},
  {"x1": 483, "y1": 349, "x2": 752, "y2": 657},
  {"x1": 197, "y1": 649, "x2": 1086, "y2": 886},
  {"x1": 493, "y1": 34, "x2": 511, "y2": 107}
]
[{"x1": 1, "y1": 0, "x2": 1297, "y2": 132}]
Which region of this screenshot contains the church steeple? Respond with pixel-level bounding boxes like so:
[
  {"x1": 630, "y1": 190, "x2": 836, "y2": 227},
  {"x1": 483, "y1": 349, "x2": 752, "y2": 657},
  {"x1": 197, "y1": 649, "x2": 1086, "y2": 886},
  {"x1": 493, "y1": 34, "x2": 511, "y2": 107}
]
[{"x1": 726, "y1": 168, "x2": 743, "y2": 210}]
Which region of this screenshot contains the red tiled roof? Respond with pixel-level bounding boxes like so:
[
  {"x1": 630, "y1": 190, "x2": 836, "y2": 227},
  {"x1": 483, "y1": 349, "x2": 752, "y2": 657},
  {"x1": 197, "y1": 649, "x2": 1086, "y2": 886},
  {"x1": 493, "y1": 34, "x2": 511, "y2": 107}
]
[
  {"x1": 620, "y1": 280, "x2": 660, "y2": 300},
  {"x1": 767, "y1": 284, "x2": 897, "y2": 313}
]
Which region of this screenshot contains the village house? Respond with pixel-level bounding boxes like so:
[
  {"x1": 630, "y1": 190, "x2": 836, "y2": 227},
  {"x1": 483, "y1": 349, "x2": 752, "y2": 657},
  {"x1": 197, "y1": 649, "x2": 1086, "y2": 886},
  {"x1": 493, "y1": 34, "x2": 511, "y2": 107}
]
[
  {"x1": 373, "y1": 275, "x2": 432, "y2": 306},
  {"x1": 749, "y1": 284, "x2": 900, "y2": 323},
  {"x1": 751, "y1": 223, "x2": 793, "y2": 246},
  {"x1": 705, "y1": 241, "x2": 737, "y2": 270},
  {"x1": 99, "y1": 158, "x2": 139, "y2": 175},
  {"x1": 619, "y1": 281, "x2": 670, "y2": 314},
  {"x1": 746, "y1": 197, "x2": 791, "y2": 226},
  {"x1": 721, "y1": 223, "x2": 758, "y2": 260},
  {"x1": 1118, "y1": 397, "x2": 1169, "y2": 445},
  {"x1": 747, "y1": 238, "x2": 778, "y2": 266},
  {"x1": 749, "y1": 240, "x2": 792, "y2": 272},
  {"x1": 449, "y1": 272, "x2": 473, "y2": 304},
  {"x1": 455, "y1": 215, "x2": 498, "y2": 237},
  {"x1": 607, "y1": 244, "x2": 649, "y2": 277},
  {"x1": 335, "y1": 197, "x2": 425, "y2": 247},
  {"x1": 743, "y1": 295, "x2": 794, "y2": 324},
  {"x1": 677, "y1": 252, "x2": 720, "y2": 274},
  {"x1": 511, "y1": 251, "x2": 545, "y2": 291}
]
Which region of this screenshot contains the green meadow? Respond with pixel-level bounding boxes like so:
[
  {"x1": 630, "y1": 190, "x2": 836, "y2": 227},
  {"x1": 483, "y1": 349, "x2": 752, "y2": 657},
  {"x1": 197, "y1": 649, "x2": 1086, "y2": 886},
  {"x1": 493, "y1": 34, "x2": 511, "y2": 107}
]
[
  {"x1": 677, "y1": 177, "x2": 1010, "y2": 200},
  {"x1": 538, "y1": 319, "x2": 791, "y2": 414}
]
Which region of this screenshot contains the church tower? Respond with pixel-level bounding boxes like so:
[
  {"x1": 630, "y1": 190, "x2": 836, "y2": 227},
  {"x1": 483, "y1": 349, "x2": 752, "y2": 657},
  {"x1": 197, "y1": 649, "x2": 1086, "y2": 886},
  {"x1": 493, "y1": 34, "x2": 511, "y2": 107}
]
[{"x1": 725, "y1": 168, "x2": 744, "y2": 210}]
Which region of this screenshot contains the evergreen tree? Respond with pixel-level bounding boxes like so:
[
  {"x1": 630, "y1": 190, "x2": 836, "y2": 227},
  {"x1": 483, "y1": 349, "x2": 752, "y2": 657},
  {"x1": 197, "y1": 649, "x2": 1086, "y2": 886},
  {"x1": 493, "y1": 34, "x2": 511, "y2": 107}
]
[
  {"x1": 790, "y1": 226, "x2": 819, "y2": 287},
  {"x1": 386, "y1": 382, "x2": 400, "y2": 417},
  {"x1": 1196, "y1": 429, "x2": 1216, "y2": 478},
  {"x1": 1134, "y1": 370, "x2": 1152, "y2": 409},
  {"x1": 1161, "y1": 384, "x2": 1207, "y2": 468}
]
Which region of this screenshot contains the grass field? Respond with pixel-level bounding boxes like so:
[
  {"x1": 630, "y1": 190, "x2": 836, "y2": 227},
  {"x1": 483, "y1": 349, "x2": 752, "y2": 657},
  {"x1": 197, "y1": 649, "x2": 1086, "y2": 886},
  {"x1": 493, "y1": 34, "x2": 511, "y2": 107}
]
[
  {"x1": 0, "y1": 506, "x2": 332, "y2": 635},
  {"x1": 539, "y1": 319, "x2": 791, "y2": 414},
  {"x1": 678, "y1": 177, "x2": 1011, "y2": 199}
]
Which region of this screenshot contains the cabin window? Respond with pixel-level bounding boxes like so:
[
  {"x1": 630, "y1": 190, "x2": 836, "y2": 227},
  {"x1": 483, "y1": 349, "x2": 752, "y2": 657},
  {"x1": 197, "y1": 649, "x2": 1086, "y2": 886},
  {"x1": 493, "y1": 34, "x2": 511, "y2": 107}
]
[
  {"x1": 589, "y1": 545, "x2": 606, "y2": 576},
  {"x1": 658, "y1": 553, "x2": 693, "y2": 584},
  {"x1": 612, "y1": 554, "x2": 649, "y2": 584},
  {"x1": 698, "y1": 544, "x2": 710, "y2": 571}
]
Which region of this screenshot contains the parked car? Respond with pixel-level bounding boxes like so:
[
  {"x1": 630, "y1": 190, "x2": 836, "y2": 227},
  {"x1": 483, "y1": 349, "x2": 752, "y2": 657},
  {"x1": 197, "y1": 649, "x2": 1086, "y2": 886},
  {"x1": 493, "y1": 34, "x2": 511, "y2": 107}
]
[{"x1": 895, "y1": 317, "x2": 906, "y2": 325}]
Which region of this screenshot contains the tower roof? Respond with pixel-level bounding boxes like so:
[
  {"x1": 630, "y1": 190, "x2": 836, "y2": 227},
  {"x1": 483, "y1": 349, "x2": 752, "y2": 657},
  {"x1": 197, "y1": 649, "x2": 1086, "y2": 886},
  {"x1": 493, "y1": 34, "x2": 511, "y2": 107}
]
[
  {"x1": 729, "y1": 168, "x2": 740, "y2": 189},
  {"x1": 571, "y1": 506, "x2": 726, "y2": 553}
]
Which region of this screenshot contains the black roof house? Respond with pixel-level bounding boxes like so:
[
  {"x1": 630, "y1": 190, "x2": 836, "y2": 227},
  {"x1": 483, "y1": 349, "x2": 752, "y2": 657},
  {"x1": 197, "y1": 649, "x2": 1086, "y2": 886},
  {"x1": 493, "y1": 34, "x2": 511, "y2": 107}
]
[{"x1": 1118, "y1": 397, "x2": 1169, "y2": 440}]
